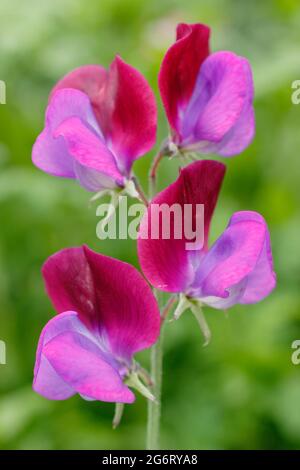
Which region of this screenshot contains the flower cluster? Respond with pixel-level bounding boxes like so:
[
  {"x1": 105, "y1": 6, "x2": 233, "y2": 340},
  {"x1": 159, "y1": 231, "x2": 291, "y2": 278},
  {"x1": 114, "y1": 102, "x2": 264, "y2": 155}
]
[
  {"x1": 33, "y1": 246, "x2": 160, "y2": 403},
  {"x1": 32, "y1": 22, "x2": 276, "y2": 435}
]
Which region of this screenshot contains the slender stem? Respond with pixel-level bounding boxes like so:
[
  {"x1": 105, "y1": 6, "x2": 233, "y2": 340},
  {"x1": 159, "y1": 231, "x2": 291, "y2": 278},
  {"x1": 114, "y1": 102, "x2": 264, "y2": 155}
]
[
  {"x1": 146, "y1": 318, "x2": 165, "y2": 450},
  {"x1": 149, "y1": 139, "x2": 179, "y2": 198},
  {"x1": 147, "y1": 145, "x2": 162, "y2": 448},
  {"x1": 149, "y1": 150, "x2": 164, "y2": 198},
  {"x1": 146, "y1": 295, "x2": 177, "y2": 448},
  {"x1": 161, "y1": 295, "x2": 177, "y2": 323},
  {"x1": 149, "y1": 141, "x2": 174, "y2": 198},
  {"x1": 146, "y1": 141, "x2": 174, "y2": 449},
  {"x1": 131, "y1": 175, "x2": 149, "y2": 207}
]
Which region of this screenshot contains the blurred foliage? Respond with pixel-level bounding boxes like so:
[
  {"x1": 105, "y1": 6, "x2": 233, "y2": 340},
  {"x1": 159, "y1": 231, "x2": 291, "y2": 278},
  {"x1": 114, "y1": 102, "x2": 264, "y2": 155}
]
[{"x1": 0, "y1": 0, "x2": 300, "y2": 450}]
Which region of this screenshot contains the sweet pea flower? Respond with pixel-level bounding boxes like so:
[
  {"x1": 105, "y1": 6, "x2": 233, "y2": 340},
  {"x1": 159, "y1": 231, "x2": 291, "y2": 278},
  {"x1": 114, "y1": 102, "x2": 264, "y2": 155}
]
[
  {"x1": 158, "y1": 23, "x2": 255, "y2": 157},
  {"x1": 138, "y1": 160, "x2": 276, "y2": 342},
  {"x1": 32, "y1": 57, "x2": 157, "y2": 194},
  {"x1": 33, "y1": 246, "x2": 160, "y2": 403}
]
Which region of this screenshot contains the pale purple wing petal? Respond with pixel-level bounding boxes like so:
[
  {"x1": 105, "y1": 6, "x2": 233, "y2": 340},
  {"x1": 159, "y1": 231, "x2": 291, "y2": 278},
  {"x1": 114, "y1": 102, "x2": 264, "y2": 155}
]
[
  {"x1": 229, "y1": 212, "x2": 276, "y2": 304},
  {"x1": 33, "y1": 311, "x2": 134, "y2": 403},
  {"x1": 54, "y1": 116, "x2": 124, "y2": 187},
  {"x1": 32, "y1": 89, "x2": 100, "y2": 178},
  {"x1": 181, "y1": 52, "x2": 254, "y2": 154},
  {"x1": 33, "y1": 311, "x2": 88, "y2": 400},
  {"x1": 196, "y1": 280, "x2": 248, "y2": 310},
  {"x1": 44, "y1": 331, "x2": 134, "y2": 403},
  {"x1": 49, "y1": 65, "x2": 108, "y2": 130},
  {"x1": 217, "y1": 58, "x2": 255, "y2": 156},
  {"x1": 190, "y1": 218, "x2": 266, "y2": 305},
  {"x1": 216, "y1": 104, "x2": 255, "y2": 157},
  {"x1": 73, "y1": 161, "x2": 119, "y2": 191}
]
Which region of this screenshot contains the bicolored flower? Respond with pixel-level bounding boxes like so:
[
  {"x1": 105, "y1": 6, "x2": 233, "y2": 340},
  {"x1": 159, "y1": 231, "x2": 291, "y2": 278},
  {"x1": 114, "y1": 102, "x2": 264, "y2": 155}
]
[
  {"x1": 159, "y1": 23, "x2": 255, "y2": 157},
  {"x1": 33, "y1": 246, "x2": 160, "y2": 403},
  {"x1": 32, "y1": 57, "x2": 157, "y2": 192},
  {"x1": 138, "y1": 160, "x2": 276, "y2": 340}
]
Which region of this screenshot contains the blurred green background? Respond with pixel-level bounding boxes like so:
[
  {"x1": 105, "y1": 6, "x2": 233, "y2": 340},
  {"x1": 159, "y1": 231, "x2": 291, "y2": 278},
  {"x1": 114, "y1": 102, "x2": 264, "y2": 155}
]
[{"x1": 0, "y1": 0, "x2": 300, "y2": 450}]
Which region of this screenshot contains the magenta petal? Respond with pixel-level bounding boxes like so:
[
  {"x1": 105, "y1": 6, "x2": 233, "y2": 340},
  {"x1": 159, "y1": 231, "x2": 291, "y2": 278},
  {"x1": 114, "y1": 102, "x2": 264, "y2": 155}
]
[
  {"x1": 33, "y1": 311, "x2": 84, "y2": 400},
  {"x1": 159, "y1": 23, "x2": 210, "y2": 134},
  {"x1": 32, "y1": 89, "x2": 100, "y2": 178},
  {"x1": 73, "y1": 162, "x2": 119, "y2": 192},
  {"x1": 33, "y1": 311, "x2": 134, "y2": 403},
  {"x1": 190, "y1": 213, "x2": 272, "y2": 306},
  {"x1": 216, "y1": 58, "x2": 255, "y2": 156},
  {"x1": 32, "y1": 129, "x2": 75, "y2": 178},
  {"x1": 42, "y1": 246, "x2": 160, "y2": 359},
  {"x1": 102, "y1": 56, "x2": 157, "y2": 174},
  {"x1": 49, "y1": 59, "x2": 157, "y2": 173},
  {"x1": 191, "y1": 105, "x2": 255, "y2": 158},
  {"x1": 181, "y1": 52, "x2": 254, "y2": 153},
  {"x1": 138, "y1": 160, "x2": 226, "y2": 292},
  {"x1": 80, "y1": 246, "x2": 161, "y2": 358},
  {"x1": 217, "y1": 103, "x2": 255, "y2": 157},
  {"x1": 44, "y1": 332, "x2": 134, "y2": 403},
  {"x1": 54, "y1": 117, "x2": 124, "y2": 187},
  {"x1": 50, "y1": 65, "x2": 108, "y2": 128},
  {"x1": 228, "y1": 212, "x2": 276, "y2": 304}
]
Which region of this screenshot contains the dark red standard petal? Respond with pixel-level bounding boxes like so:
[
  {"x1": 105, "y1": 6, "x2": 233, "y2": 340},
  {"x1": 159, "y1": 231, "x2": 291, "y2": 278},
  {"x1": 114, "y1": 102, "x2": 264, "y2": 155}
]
[
  {"x1": 138, "y1": 160, "x2": 226, "y2": 292},
  {"x1": 158, "y1": 23, "x2": 210, "y2": 135},
  {"x1": 42, "y1": 246, "x2": 160, "y2": 359}
]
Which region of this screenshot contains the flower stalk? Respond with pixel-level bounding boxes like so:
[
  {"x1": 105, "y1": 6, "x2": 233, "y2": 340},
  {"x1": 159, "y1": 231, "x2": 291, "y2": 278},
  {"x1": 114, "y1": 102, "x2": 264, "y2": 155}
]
[
  {"x1": 148, "y1": 141, "x2": 176, "y2": 198},
  {"x1": 131, "y1": 175, "x2": 149, "y2": 206},
  {"x1": 146, "y1": 320, "x2": 165, "y2": 450}
]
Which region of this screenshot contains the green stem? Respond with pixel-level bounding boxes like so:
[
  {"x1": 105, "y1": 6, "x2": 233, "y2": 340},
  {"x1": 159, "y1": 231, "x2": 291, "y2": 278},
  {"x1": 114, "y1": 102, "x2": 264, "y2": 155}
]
[
  {"x1": 131, "y1": 175, "x2": 149, "y2": 207},
  {"x1": 146, "y1": 143, "x2": 175, "y2": 449},
  {"x1": 148, "y1": 142, "x2": 173, "y2": 199},
  {"x1": 149, "y1": 150, "x2": 164, "y2": 199},
  {"x1": 146, "y1": 320, "x2": 165, "y2": 450}
]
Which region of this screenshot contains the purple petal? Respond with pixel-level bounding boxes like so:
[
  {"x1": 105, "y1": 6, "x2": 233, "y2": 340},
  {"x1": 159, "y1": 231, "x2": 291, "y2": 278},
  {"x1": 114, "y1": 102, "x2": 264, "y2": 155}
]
[
  {"x1": 180, "y1": 52, "x2": 254, "y2": 155},
  {"x1": 41, "y1": 246, "x2": 161, "y2": 360},
  {"x1": 194, "y1": 103, "x2": 255, "y2": 158},
  {"x1": 216, "y1": 103, "x2": 255, "y2": 157},
  {"x1": 33, "y1": 311, "x2": 134, "y2": 403},
  {"x1": 229, "y1": 212, "x2": 276, "y2": 304},
  {"x1": 193, "y1": 280, "x2": 248, "y2": 310},
  {"x1": 49, "y1": 65, "x2": 108, "y2": 129},
  {"x1": 138, "y1": 161, "x2": 226, "y2": 292},
  {"x1": 32, "y1": 89, "x2": 100, "y2": 178},
  {"x1": 54, "y1": 116, "x2": 124, "y2": 188},
  {"x1": 33, "y1": 311, "x2": 85, "y2": 400},
  {"x1": 50, "y1": 59, "x2": 157, "y2": 174},
  {"x1": 189, "y1": 211, "x2": 275, "y2": 307},
  {"x1": 73, "y1": 162, "x2": 119, "y2": 192},
  {"x1": 32, "y1": 129, "x2": 75, "y2": 178}
]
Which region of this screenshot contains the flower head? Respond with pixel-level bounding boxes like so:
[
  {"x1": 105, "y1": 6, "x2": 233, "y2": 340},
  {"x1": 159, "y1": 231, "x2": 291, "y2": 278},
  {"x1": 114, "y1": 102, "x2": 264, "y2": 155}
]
[
  {"x1": 33, "y1": 246, "x2": 160, "y2": 403},
  {"x1": 32, "y1": 57, "x2": 157, "y2": 192},
  {"x1": 138, "y1": 161, "x2": 276, "y2": 321},
  {"x1": 159, "y1": 23, "x2": 255, "y2": 157}
]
